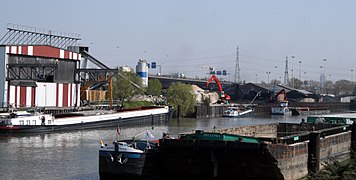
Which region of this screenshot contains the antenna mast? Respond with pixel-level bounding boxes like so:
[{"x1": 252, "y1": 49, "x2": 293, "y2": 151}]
[
  {"x1": 234, "y1": 46, "x2": 240, "y2": 83},
  {"x1": 284, "y1": 56, "x2": 289, "y2": 85}
]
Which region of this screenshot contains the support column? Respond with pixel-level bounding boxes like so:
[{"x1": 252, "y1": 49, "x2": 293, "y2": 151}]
[
  {"x1": 308, "y1": 132, "x2": 320, "y2": 173},
  {"x1": 109, "y1": 78, "x2": 113, "y2": 109},
  {"x1": 351, "y1": 122, "x2": 356, "y2": 152}
]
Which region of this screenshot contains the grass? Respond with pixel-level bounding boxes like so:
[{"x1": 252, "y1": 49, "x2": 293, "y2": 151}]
[{"x1": 123, "y1": 101, "x2": 155, "y2": 109}]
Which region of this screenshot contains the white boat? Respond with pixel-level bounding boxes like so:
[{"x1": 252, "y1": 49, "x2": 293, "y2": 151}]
[
  {"x1": 223, "y1": 106, "x2": 254, "y2": 117},
  {"x1": 271, "y1": 101, "x2": 291, "y2": 115},
  {"x1": 0, "y1": 106, "x2": 173, "y2": 133}
]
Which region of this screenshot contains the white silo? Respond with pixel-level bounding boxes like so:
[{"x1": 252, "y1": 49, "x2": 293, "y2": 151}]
[{"x1": 136, "y1": 58, "x2": 148, "y2": 87}]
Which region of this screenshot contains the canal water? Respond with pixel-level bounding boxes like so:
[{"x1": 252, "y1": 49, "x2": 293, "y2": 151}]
[{"x1": 0, "y1": 115, "x2": 307, "y2": 180}]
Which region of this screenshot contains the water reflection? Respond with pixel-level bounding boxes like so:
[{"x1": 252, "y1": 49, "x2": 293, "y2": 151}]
[{"x1": 0, "y1": 115, "x2": 306, "y2": 180}]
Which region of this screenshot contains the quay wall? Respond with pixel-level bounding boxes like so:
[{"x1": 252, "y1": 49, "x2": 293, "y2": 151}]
[
  {"x1": 254, "y1": 102, "x2": 350, "y2": 115},
  {"x1": 196, "y1": 102, "x2": 350, "y2": 118},
  {"x1": 195, "y1": 104, "x2": 223, "y2": 118}
]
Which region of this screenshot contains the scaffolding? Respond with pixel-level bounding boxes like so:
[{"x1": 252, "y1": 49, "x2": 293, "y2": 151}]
[{"x1": 0, "y1": 23, "x2": 80, "y2": 49}]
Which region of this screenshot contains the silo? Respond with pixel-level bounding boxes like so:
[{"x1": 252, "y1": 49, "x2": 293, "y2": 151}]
[{"x1": 136, "y1": 58, "x2": 148, "y2": 87}]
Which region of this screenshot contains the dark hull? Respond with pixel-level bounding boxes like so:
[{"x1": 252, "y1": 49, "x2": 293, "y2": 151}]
[
  {"x1": 99, "y1": 151, "x2": 159, "y2": 179},
  {"x1": 291, "y1": 107, "x2": 330, "y2": 116},
  {"x1": 157, "y1": 139, "x2": 284, "y2": 180},
  {"x1": 99, "y1": 140, "x2": 159, "y2": 180},
  {"x1": 0, "y1": 111, "x2": 172, "y2": 134}
]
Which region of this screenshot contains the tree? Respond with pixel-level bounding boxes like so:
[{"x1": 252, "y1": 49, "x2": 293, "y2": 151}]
[
  {"x1": 335, "y1": 80, "x2": 353, "y2": 95},
  {"x1": 324, "y1": 80, "x2": 335, "y2": 94},
  {"x1": 147, "y1": 78, "x2": 162, "y2": 96},
  {"x1": 291, "y1": 78, "x2": 303, "y2": 89},
  {"x1": 166, "y1": 82, "x2": 196, "y2": 117},
  {"x1": 112, "y1": 71, "x2": 143, "y2": 105}
]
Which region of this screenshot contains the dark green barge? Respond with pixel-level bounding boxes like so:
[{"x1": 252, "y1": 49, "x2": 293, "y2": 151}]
[{"x1": 157, "y1": 122, "x2": 354, "y2": 180}]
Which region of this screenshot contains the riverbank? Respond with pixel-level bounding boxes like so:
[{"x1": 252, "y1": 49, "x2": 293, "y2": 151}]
[{"x1": 195, "y1": 102, "x2": 350, "y2": 118}]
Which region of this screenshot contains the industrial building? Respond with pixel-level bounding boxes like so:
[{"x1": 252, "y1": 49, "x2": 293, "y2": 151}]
[
  {"x1": 0, "y1": 45, "x2": 81, "y2": 108},
  {"x1": 0, "y1": 24, "x2": 119, "y2": 109}
]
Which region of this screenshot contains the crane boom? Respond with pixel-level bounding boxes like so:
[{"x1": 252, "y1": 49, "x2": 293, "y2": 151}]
[
  {"x1": 206, "y1": 75, "x2": 230, "y2": 103},
  {"x1": 206, "y1": 75, "x2": 223, "y2": 91}
]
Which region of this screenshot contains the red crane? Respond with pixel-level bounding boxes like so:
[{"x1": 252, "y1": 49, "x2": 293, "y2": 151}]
[{"x1": 206, "y1": 75, "x2": 231, "y2": 103}]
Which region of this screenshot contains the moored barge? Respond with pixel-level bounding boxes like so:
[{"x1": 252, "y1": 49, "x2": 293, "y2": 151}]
[
  {"x1": 0, "y1": 106, "x2": 173, "y2": 133},
  {"x1": 157, "y1": 122, "x2": 353, "y2": 179}
]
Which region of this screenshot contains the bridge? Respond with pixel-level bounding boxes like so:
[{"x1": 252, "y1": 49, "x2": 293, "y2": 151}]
[{"x1": 148, "y1": 74, "x2": 235, "y2": 91}]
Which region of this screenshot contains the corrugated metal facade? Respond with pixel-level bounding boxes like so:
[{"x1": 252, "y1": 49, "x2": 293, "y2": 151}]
[
  {"x1": 0, "y1": 45, "x2": 81, "y2": 108},
  {"x1": 7, "y1": 82, "x2": 79, "y2": 108}
]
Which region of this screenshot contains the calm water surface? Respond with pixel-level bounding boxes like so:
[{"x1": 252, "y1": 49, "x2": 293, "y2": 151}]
[{"x1": 0, "y1": 115, "x2": 307, "y2": 180}]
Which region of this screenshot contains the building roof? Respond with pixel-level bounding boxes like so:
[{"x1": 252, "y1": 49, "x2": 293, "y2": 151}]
[{"x1": 3, "y1": 45, "x2": 81, "y2": 61}]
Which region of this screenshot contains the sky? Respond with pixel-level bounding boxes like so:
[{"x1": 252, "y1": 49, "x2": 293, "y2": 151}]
[{"x1": 1, "y1": 0, "x2": 356, "y2": 83}]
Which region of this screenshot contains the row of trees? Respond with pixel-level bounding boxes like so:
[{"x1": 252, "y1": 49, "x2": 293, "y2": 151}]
[
  {"x1": 111, "y1": 71, "x2": 196, "y2": 117},
  {"x1": 261, "y1": 78, "x2": 356, "y2": 95}
]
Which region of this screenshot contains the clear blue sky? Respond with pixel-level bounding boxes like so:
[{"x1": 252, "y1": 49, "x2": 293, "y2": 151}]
[{"x1": 1, "y1": 0, "x2": 356, "y2": 83}]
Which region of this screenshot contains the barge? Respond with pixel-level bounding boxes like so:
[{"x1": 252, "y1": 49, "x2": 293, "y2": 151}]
[
  {"x1": 307, "y1": 113, "x2": 356, "y2": 125},
  {"x1": 0, "y1": 106, "x2": 173, "y2": 133},
  {"x1": 291, "y1": 107, "x2": 330, "y2": 116},
  {"x1": 158, "y1": 123, "x2": 353, "y2": 179},
  {"x1": 98, "y1": 122, "x2": 355, "y2": 179}
]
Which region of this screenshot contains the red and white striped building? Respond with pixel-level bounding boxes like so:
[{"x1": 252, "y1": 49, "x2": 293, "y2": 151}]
[{"x1": 0, "y1": 45, "x2": 81, "y2": 108}]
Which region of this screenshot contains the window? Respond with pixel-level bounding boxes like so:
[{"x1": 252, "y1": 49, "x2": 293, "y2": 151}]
[
  {"x1": 48, "y1": 120, "x2": 52, "y2": 125},
  {"x1": 32, "y1": 120, "x2": 36, "y2": 125},
  {"x1": 19, "y1": 120, "x2": 24, "y2": 125},
  {"x1": 26, "y1": 120, "x2": 30, "y2": 125}
]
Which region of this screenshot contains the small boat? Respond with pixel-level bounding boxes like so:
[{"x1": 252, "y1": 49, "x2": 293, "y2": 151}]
[
  {"x1": 271, "y1": 101, "x2": 291, "y2": 115},
  {"x1": 0, "y1": 106, "x2": 173, "y2": 133},
  {"x1": 222, "y1": 106, "x2": 253, "y2": 117},
  {"x1": 99, "y1": 131, "x2": 160, "y2": 179}
]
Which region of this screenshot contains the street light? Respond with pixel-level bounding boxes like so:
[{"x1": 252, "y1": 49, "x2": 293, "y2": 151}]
[
  {"x1": 323, "y1": 58, "x2": 327, "y2": 75},
  {"x1": 322, "y1": 58, "x2": 327, "y2": 88},
  {"x1": 351, "y1": 69, "x2": 354, "y2": 83},
  {"x1": 291, "y1": 56, "x2": 295, "y2": 87},
  {"x1": 266, "y1": 72, "x2": 271, "y2": 84},
  {"x1": 304, "y1": 71, "x2": 307, "y2": 86},
  {"x1": 255, "y1": 74, "x2": 258, "y2": 84},
  {"x1": 274, "y1": 66, "x2": 278, "y2": 83},
  {"x1": 299, "y1": 61, "x2": 302, "y2": 81},
  {"x1": 44, "y1": 84, "x2": 47, "y2": 107}
]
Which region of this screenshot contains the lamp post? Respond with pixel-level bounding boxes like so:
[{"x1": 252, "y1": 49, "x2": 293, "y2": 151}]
[
  {"x1": 322, "y1": 59, "x2": 327, "y2": 93},
  {"x1": 351, "y1": 69, "x2": 354, "y2": 83},
  {"x1": 255, "y1": 74, "x2": 258, "y2": 84},
  {"x1": 44, "y1": 84, "x2": 47, "y2": 107},
  {"x1": 266, "y1": 72, "x2": 271, "y2": 84},
  {"x1": 323, "y1": 59, "x2": 327, "y2": 75},
  {"x1": 304, "y1": 72, "x2": 307, "y2": 86},
  {"x1": 274, "y1": 66, "x2": 278, "y2": 84},
  {"x1": 291, "y1": 56, "x2": 295, "y2": 87},
  {"x1": 299, "y1": 61, "x2": 302, "y2": 81},
  {"x1": 157, "y1": 65, "x2": 162, "y2": 76}
]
